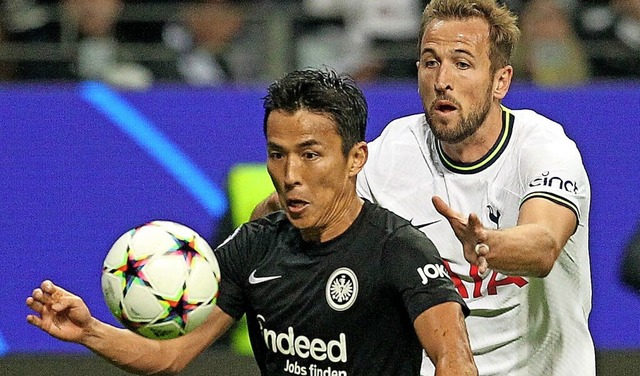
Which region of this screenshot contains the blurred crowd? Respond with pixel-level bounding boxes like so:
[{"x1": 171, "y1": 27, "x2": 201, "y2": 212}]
[{"x1": 0, "y1": 0, "x2": 638, "y2": 88}]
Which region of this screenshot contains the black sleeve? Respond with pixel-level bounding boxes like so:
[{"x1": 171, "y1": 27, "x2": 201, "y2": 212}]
[
  {"x1": 383, "y1": 225, "x2": 469, "y2": 322},
  {"x1": 214, "y1": 224, "x2": 255, "y2": 320}
]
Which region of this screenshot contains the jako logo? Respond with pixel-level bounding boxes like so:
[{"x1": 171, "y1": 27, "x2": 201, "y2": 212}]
[
  {"x1": 529, "y1": 171, "x2": 578, "y2": 194},
  {"x1": 417, "y1": 264, "x2": 448, "y2": 285},
  {"x1": 256, "y1": 315, "x2": 348, "y2": 363}
]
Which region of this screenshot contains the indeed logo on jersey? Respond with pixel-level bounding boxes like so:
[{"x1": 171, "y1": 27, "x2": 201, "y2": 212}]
[
  {"x1": 529, "y1": 171, "x2": 578, "y2": 194},
  {"x1": 257, "y1": 314, "x2": 348, "y2": 363},
  {"x1": 417, "y1": 263, "x2": 448, "y2": 285}
]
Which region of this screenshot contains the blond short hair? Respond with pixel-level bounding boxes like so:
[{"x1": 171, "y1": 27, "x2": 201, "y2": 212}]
[{"x1": 419, "y1": 0, "x2": 520, "y2": 72}]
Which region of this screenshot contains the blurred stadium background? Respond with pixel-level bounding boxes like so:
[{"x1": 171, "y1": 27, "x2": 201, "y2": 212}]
[{"x1": 1, "y1": 1, "x2": 639, "y2": 375}]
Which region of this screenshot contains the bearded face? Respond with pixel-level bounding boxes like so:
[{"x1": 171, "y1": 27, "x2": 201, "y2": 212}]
[
  {"x1": 417, "y1": 17, "x2": 499, "y2": 145},
  {"x1": 424, "y1": 81, "x2": 493, "y2": 143}
]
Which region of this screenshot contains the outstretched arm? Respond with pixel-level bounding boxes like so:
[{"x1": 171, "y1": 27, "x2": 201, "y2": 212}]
[
  {"x1": 27, "y1": 280, "x2": 235, "y2": 375},
  {"x1": 415, "y1": 302, "x2": 477, "y2": 376},
  {"x1": 432, "y1": 195, "x2": 575, "y2": 277}
]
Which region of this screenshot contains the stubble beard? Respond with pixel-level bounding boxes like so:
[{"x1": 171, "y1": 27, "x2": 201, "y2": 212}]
[{"x1": 425, "y1": 85, "x2": 493, "y2": 144}]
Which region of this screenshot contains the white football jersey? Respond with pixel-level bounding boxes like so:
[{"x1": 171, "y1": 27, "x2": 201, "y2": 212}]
[{"x1": 357, "y1": 108, "x2": 595, "y2": 376}]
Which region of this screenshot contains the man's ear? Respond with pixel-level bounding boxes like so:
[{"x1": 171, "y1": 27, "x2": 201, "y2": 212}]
[
  {"x1": 348, "y1": 141, "x2": 368, "y2": 177},
  {"x1": 493, "y1": 65, "x2": 513, "y2": 100}
]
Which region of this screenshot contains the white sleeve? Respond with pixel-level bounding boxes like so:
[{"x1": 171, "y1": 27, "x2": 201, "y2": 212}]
[{"x1": 520, "y1": 136, "x2": 590, "y2": 220}]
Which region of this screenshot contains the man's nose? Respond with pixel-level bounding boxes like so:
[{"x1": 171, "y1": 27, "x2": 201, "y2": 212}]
[
  {"x1": 283, "y1": 157, "x2": 302, "y2": 188},
  {"x1": 434, "y1": 65, "x2": 452, "y2": 93}
]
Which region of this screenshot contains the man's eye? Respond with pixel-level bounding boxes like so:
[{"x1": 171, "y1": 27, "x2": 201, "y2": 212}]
[
  {"x1": 423, "y1": 60, "x2": 438, "y2": 68},
  {"x1": 268, "y1": 152, "x2": 283, "y2": 159}
]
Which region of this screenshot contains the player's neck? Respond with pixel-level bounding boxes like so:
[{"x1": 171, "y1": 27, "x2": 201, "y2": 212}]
[
  {"x1": 300, "y1": 195, "x2": 364, "y2": 244},
  {"x1": 440, "y1": 105, "x2": 504, "y2": 164}
]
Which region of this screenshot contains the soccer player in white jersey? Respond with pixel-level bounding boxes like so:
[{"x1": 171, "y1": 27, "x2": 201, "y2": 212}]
[{"x1": 356, "y1": 0, "x2": 596, "y2": 375}]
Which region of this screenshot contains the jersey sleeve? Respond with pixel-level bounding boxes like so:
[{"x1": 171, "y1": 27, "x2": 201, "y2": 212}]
[
  {"x1": 213, "y1": 223, "x2": 261, "y2": 320},
  {"x1": 519, "y1": 133, "x2": 590, "y2": 226},
  {"x1": 382, "y1": 225, "x2": 468, "y2": 322}
]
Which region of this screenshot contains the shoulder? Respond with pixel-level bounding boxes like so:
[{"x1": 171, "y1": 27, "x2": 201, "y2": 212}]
[
  {"x1": 252, "y1": 210, "x2": 290, "y2": 231},
  {"x1": 509, "y1": 108, "x2": 583, "y2": 158},
  {"x1": 361, "y1": 201, "x2": 434, "y2": 248},
  {"x1": 361, "y1": 200, "x2": 410, "y2": 230},
  {"x1": 510, "y1": 109, "x2": 575, "y2": 144},
  {"x1": 364, "y1": 113, "x2": 427, "y2": 172},
  {"x1": 215, "y1": 211, "x2": 291, "y2": 254},
  {"x1": 369, "y1": 113, "x2": 425, "y2": 146},
  {"x1": 385, "y1": 113, "x2": 425, "y2": 129}
]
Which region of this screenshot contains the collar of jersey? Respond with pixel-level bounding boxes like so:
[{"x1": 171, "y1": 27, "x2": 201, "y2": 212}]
[
  {"x1": 298, "y1": 200, "x2": 369, "y2": 254},
  {"x1": 436, "y1": 106, "x2": 514, "y2": 174}
]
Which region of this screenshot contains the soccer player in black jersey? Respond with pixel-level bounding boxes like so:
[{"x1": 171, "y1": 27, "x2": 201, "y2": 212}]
[{"x1": 26, "y1": 68, "x2": 477, "y2": 376}]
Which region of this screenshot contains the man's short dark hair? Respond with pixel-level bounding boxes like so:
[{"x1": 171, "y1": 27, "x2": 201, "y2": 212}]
[{"x1": 263, "y1": 68, "x2": 368, "y2": 156}]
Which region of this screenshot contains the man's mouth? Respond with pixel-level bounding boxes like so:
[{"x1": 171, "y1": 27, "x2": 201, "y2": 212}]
[
  {"x1": 286, "y1": 198, "x2": 309, "y2": 215},
  {"x1": 434, "y1": 100, "x2": 458, "y2": 113}
]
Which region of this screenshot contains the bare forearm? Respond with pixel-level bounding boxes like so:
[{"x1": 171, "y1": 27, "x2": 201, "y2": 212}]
[
  {"x1": 417, "y1": 302, "x2": 477, "y2": 376},
  {"x1": 82, "y1": 319, "x2": 185, "y2": 375},
  {"x1": 27, "y1": 281, "x2": 219, "y2": 375},
  {"x1": 434, "y1": 350, "x2": 477, "y2": 376},
  {"x1": 483, "y1": 224, "x2": 561, "y2": 277},
  {"x1": 432, "y1": 325, "x2": 477, "y2": 376},
  {"x1": 84, "y1": 307, "x2": 234, "y2": 375}
]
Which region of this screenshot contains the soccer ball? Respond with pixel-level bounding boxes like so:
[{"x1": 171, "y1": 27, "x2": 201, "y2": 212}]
[{"x1": 101, "y1": 220, "x2": 220, "y2": 339}]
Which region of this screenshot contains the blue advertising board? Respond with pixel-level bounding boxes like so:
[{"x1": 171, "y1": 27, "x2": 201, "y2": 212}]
[{"x1": 1, "y1": 81, "x2": 639, "y2": 353}]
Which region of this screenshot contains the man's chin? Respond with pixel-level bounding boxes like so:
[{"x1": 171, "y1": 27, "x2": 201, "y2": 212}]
[
  {"x1": 429, "y1": 122, "x2": 458, "y2": 142},
  {"x1": 286, "y1": 213, "x2": 306, "y2": 228}
]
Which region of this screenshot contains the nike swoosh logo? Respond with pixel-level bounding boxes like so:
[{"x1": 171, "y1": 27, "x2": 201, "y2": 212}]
[
  {"x1": 248, "y1": 270, "x2": 282, "y2": 285},
  {"x1": 411, "y1": 219, "x2": 442, "y2": 229}
]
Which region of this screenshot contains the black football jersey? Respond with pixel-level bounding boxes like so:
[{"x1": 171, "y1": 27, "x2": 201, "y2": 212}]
[{"x1": 215, "y1": 200, "x2": 467, "y2": 376}]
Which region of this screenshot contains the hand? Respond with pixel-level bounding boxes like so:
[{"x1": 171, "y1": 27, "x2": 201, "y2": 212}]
[
  {"x1": 432, "y1": 196, "x2": 490, "y2": 274},
  {"x1": 26, "y1": 280, "x2": 94, "y2": 343}
]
